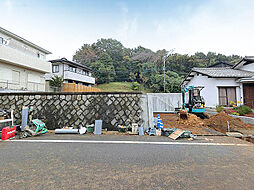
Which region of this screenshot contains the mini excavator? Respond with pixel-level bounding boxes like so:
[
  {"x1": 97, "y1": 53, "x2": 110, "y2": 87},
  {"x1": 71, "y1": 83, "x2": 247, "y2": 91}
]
[{"x1": 180, "y1": 86, "x2": 209, "y2": 119}]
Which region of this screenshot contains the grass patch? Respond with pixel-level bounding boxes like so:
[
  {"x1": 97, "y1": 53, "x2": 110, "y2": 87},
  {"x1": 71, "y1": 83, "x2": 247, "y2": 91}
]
[{"x1": 97, "y1": 82, "x2": 152, "y2": 92}]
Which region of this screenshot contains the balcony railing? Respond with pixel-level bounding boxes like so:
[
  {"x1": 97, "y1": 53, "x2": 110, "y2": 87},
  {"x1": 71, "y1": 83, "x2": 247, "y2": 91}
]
[
  {"x1": 0, "y1": 79, "x2": 45, "y2": 92},
  {"x1": 64, "y1": 70, "x2": 95, "y2": 84}
]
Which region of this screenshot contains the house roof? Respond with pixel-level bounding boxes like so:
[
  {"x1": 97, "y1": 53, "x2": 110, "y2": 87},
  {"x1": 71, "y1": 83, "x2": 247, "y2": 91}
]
[
  {"x1": 233, "y1": 56, "x2": 254, "y2": 69},
  {"x1": 182, "y1": 67, "x2": 254, "y2": 85},
  {"x1": 0, "y1": 27, "x2": 51, "y2": 54},
  {"x1": 49, "y1": 58, "x2": 93, "y2": 72},
  {"x1": 192, "y1": 67, "x2": 254, "y2": 78},
  {"x1": 208, "y1": 61, "x2": 233, "y2": 68}
]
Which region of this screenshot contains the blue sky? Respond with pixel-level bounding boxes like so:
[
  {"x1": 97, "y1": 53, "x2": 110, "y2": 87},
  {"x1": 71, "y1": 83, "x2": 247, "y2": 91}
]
[{"x1": 1, "y1": 0, "x2": 254, "y2": 59}]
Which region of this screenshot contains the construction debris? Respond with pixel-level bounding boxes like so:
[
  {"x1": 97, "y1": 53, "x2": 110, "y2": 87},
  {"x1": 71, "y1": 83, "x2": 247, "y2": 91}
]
[
  {"x1": 79, "y1": 127, "x2": 87, "y2": 135},
  {"x1": 146, "y1": 128, "x2": 157, "y2": 136},
  {"x1": 86, "y1": 124, "x2": 95, "y2": 133},
  {"x1": 131, "y1": 123, "x2": 139, "y2": 135},
  {"x1": 118, "y1": 125, "x2": 127, "y2": 133},
  {"x1": 55, "y1": 128, "x2": 79, "y2": 134},
  {"x1": 168, "y1": 129, "x2": 185, "y2": 140},
  {"x1": 94, "y1": 120, "x2": 102, "y2": 135},
  {"x1": 226, "y1": 132, "x2": 243, "y2": 138},
  {"x1": 138, "y1": 127, "x2": 144, "y2": 136}
]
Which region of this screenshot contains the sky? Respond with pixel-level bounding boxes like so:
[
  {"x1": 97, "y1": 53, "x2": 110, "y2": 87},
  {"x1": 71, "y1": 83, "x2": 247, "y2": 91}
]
[{"x1": 1, "y1": 0, "x2": 254, "y2": 60}]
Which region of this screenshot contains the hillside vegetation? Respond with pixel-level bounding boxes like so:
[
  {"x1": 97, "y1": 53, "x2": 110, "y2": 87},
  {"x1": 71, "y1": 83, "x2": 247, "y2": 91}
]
[{"x1": 73, "y1": 38, "x2": 242, "y2": 93}]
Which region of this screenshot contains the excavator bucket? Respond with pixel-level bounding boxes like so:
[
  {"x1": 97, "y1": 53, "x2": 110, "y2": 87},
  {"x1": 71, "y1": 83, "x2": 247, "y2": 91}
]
[{"x1": 179, "y1": 110, "x2": 188, "y2": 120}]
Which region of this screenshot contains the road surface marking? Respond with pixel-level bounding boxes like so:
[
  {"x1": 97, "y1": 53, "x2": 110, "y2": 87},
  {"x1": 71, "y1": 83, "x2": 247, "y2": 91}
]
[{"x1": 8, "y1": 139, "x2": 252, "y2": 146}]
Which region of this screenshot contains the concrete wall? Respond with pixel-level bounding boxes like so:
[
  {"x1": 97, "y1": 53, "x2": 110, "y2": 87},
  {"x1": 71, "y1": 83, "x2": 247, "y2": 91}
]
[
  {"x1": 187, "y1": 74, "x2": 242, "y2": 107},
  {"x1": 0, "y1": 61, "x2": 46, "y2": 91},
  {"x1": 0, "y1": 92, "x2": 145, "y2": 130}
]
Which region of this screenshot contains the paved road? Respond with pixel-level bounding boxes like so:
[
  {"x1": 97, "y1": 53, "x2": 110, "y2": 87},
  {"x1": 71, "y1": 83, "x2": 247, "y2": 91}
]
[{"x1": 0, "y1": 135, "x2": 254, "y2": 190}]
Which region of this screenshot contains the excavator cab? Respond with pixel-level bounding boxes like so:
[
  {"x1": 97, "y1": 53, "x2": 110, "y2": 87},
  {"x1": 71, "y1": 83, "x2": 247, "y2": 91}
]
[{"x1": 181, "y1": 86, "x2": 208, "y2": 119}]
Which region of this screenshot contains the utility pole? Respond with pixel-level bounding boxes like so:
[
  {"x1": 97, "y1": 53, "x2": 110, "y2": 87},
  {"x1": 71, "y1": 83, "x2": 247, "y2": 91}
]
[{"x1": 163, "y1": 49, "x2": 174, "y2": 93}]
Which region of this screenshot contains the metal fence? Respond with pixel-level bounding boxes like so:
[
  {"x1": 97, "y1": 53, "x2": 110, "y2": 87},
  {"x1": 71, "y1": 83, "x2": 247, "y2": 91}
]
[{"x1": 0, "y1": 79, "x2": 44, "y2": 91}]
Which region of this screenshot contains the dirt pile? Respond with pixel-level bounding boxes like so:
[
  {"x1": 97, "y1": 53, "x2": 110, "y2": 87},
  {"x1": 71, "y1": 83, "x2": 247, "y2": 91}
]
[
  {"x1": 178, "y1": 114, "x2": 204, "y2": 127},
  {"x1": 153, "y1": 113, "x2": 208, "y2": 134},
  {"x1": 204, "y1": 112, "x2": 254, "y2": 133}
]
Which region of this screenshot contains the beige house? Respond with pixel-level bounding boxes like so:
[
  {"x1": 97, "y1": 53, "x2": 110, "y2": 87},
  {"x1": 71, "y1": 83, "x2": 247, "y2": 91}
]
[
  {"x1": 45, "y1": 58, "x2": 95, "y2": 91},
  {"x1": 0, "y1": 27, "x2": 51, "y2": 91}
]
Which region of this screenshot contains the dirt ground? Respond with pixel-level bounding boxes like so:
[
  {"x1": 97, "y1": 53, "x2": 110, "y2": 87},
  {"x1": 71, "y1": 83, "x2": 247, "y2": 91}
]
[
  {"x1": 154, "y1": 112, "x2": 254, "y2": 135},
  {"x1": 204, "y1": 112, "x2": 254, "y2": 133},
  {"x1": 153, "y1": 113, "x2": 212, "y2": 134}
]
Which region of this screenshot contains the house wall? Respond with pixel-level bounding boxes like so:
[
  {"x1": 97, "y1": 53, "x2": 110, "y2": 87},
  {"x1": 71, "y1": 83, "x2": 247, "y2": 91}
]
[
  {"x1": 0, "y1": 31, "x2": 46, "y2": 59},
  {"x1": 0, "y1": 44, "x2": 51, "y2": 73},
  {"x1": 0, "y1": 61, "x2": 46, "y2": 91},
  {"x1": 187, "y1": 74, "x2": 242, "y2": 107}
]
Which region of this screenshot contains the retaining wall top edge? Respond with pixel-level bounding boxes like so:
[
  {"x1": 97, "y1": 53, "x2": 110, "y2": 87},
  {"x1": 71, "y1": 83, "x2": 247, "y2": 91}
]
[{"x1": 0, "y1": 91, "x2": 144, "y2": 96}]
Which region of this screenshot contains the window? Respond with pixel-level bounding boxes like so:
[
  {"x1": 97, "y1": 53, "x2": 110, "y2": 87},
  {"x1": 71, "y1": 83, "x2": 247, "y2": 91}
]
[
  {"x1": 37, "y1": 53, "x2": 40, "y2": 58},
  {"x1": 82, "y1": 70, "x2": 88, "y2": 75},
  {"x1": 52, "y1": 65, "x2": 59, "y2": 73},
  {"x1": 12, "y1": 70, "x2": 20, "y2": 84},
  {"x1": 69, "y1": 66, "x2": 77, "y2": 72},
  {"x1": 0, "y1": 37, "x2": 3, "y2": 44},
  {"x1": 218, "y1": 87, "x2": 236, "y2": 106}
]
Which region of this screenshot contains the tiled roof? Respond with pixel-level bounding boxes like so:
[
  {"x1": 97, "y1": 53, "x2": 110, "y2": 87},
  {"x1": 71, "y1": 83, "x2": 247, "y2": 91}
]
[
  {"x1": 49, "y1": 58, "x2": 93, "y2": 71},
  {"x1": 192, "y1": 67, "x2": 254, "y2": 78}
]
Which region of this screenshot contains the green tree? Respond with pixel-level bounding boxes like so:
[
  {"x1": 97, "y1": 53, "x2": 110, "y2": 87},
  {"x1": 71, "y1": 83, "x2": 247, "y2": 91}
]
[
  {"x1": 49, "y1": 75, "x2": 63, "y2": 92},
  {"x1": 90, "y1": 61, "x2": 115, "y2": 84}
]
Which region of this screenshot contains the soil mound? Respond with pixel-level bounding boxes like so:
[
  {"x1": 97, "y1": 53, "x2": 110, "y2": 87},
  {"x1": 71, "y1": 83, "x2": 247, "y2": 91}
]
[
  {"x1": 204, "y1": 112, "x2": 254, "y2": 133},
  {"x1": 178, "y1": 114, "x2": 204, "y2": 127},
  {"x1": 153, "y1": 113, "x2": 208, "y2": 134}
]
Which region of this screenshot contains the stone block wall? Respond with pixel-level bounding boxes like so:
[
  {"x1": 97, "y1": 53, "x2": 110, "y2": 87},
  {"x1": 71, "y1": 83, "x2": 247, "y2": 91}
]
[{"x1": 0, "y1": 92, "x2": 144, "y2": 130}]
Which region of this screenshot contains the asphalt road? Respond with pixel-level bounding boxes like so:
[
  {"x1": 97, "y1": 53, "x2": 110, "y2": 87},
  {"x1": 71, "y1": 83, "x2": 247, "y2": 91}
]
[{"x1": 0, "y1": 135, "x2": 254, "y2": 190}]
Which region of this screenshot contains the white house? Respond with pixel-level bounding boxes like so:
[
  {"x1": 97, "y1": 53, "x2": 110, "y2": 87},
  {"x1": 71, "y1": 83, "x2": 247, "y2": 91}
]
[
  {"x1": 182, "y1": 57, "x2": 254, "y2": 108},
  {"x1": 45, "y1": 58, "x2": 95, "y2": 90},
  {"x1": 0, "y1": 27, "x2": 51, "y2": 91}
]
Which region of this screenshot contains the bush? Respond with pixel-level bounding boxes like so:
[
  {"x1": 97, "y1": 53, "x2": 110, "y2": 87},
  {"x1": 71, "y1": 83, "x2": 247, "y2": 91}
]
[
  {"x1": 230, "y1": 112, "x2": 240, "y2": 116},
  {"x1": 234, "y1": 105, "x2": 252, "y2": 116},
  {"x1": 216, "y1": 105, "x2": 225, "y2": 113},
  {"x1": 131, "y1": 82, "x2": 140, "y2": 91}
]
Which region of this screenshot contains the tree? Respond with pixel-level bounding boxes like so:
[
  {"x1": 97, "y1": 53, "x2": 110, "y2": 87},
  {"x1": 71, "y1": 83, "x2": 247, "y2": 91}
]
[
  {"x1": 73, "y1": 44, "x2": 97, "y2": 66},
  {"x1": 49, "y1": 75, "x2": 63, "y2": 92},
  {"x1": 90, "y1": 61, "x2": 115, "y2": 84},
  {"x1": 72, "y1": 38, "x2": 242, "y2": 92}
]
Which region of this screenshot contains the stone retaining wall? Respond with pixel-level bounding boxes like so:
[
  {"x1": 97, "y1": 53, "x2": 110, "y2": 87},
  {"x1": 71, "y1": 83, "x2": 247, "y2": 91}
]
[{"x1": 0, "y1": 92, "x2": 144, "y2": 130}]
